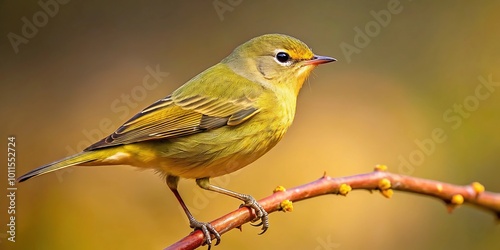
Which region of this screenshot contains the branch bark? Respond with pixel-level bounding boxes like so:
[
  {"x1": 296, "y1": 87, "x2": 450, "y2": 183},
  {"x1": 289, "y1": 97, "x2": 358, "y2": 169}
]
[{"x1": 165, "y1": 168, "x2": 500, "y2": 250}]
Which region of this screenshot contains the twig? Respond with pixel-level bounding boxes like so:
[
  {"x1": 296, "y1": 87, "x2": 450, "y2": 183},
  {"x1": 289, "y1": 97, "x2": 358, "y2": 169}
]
[{"x1": 165, "y1": 167, "x2": 500, "y2": 250}]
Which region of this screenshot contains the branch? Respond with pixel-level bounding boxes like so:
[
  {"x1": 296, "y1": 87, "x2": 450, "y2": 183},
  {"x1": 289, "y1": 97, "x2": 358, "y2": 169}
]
[{"x1": 165, "y1": 166, "x2": 500, "y2": 250}]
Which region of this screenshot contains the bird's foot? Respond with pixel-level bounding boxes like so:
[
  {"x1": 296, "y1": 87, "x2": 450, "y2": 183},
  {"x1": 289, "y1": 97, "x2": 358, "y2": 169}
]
[
  {"x1": 240, "y1": 195, "x2": 269, "y2": 234},
  {"x1": 189, "y1": 219, "x2": 221, "y2": 249}
]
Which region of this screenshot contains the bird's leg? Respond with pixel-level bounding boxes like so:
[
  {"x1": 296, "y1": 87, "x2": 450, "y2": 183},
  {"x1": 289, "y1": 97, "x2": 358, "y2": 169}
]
[
  {"x1": 196, "y1": 177, "x2": 269, "y2": 234},
  {"x1": 166, "y1": 175, "x2": 221, "y2": 248}
]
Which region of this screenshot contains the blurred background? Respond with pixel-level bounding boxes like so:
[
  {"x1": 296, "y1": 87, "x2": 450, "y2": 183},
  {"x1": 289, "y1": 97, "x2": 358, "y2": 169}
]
[{"x1": 1, "y1": 1, "x2": 500, "y2": 249}]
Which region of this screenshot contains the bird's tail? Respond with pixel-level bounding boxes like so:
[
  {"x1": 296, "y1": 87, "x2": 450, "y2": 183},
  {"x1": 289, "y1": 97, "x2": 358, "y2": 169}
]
[{"x1": 17, "y1": 151, "x2": 99, "y2": 182}]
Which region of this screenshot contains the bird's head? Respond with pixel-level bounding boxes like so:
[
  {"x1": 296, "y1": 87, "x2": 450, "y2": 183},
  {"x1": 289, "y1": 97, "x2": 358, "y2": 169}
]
[{"x1": 223, "y1": 34, "x2": 336, "y2": 95}]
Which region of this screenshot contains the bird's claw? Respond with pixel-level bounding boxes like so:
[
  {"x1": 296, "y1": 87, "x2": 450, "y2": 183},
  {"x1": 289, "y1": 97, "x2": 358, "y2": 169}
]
[
  {"x1": 189, "y1": 219, "x2": 221, "y2": 249},
  {"x1": 240, "y1": 196, "x2": 269, "y2": 234},
  {"x1": 250, "y1": 220, "x2": 264, "y2": 227}
]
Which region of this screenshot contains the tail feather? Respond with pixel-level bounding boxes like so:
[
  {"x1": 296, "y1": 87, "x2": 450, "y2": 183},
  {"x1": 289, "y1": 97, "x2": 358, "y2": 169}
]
[{"x1": 17, "y1": 152, "x2": 97, "y2": 182}]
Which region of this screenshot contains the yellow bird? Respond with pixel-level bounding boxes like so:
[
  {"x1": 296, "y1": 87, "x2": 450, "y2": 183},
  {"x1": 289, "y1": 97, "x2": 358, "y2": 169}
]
[{"x1": 18, "y1": 34, "x2": 335, "y2": 247}]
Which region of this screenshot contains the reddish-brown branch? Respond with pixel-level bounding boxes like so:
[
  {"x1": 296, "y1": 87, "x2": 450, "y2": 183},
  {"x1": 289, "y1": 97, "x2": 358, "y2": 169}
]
[{"x1": 165, "y1": 170, "x2": 500, "y2": 250}]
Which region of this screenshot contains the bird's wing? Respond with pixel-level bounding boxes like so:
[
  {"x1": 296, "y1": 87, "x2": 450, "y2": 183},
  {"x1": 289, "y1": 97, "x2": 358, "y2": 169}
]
[{"x1": 85, "y1": 64, "x2": 263, "y2": 151}]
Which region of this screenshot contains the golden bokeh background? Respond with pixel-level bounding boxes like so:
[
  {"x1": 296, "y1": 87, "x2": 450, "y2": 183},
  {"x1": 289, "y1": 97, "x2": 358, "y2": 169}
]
[{"x1": 1, "y1": 1, "x2": 500, "y2": 249}]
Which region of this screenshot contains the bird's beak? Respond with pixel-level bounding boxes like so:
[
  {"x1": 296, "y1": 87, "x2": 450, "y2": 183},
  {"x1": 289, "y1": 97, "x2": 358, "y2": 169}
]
[{"x1": 304, "y1": 55, "x2": 337, "y2": 66}]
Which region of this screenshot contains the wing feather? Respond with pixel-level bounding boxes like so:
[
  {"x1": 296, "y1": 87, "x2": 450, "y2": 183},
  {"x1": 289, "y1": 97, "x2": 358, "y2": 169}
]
[{"x1": 84, "y1": 63, "x2": 263, "y2": 151}]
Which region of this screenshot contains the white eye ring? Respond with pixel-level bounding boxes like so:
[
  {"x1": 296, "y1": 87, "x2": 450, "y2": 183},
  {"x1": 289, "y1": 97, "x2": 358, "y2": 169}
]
[{"x1": 274, "y1": 50, "x2": 293, "y2": 66}]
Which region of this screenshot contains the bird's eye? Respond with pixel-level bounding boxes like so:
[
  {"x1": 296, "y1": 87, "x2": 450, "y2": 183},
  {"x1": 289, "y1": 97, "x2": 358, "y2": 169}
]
[{"x1": 276, "y1": 52, "x2": 290, "y2": 63}]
